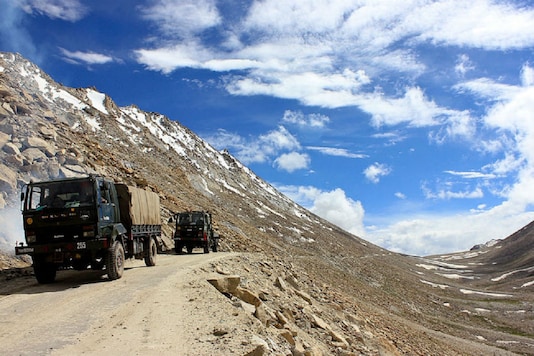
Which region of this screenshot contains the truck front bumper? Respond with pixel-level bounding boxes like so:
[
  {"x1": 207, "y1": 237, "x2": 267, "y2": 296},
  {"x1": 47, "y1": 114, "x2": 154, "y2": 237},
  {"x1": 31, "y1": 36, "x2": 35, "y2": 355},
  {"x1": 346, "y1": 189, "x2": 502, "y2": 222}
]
[{"x1": 15, "y1": 239, "x2": 109, "y2": 256}]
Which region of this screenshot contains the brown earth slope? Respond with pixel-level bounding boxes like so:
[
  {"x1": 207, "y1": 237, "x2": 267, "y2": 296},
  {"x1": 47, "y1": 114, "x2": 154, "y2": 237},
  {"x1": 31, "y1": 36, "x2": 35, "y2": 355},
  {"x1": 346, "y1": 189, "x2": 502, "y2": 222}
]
[{"x1": 0, "y1": 52, "x2": 532, "y2": 355}]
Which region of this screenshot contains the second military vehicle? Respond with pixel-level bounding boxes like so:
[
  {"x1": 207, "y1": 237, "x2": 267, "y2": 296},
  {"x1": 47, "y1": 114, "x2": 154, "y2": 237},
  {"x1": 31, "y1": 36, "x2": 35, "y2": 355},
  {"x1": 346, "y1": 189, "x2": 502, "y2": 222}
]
[{"x1": 169, "y1": 211, "x2": 219, "y2": 254}]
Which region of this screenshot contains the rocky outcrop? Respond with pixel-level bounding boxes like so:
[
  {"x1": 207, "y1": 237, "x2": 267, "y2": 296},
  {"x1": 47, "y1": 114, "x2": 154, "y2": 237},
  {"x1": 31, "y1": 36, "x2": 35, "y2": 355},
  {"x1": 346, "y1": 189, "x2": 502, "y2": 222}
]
[{"x1": 207, "y1": 256, "x2": 397, "y2": 355}]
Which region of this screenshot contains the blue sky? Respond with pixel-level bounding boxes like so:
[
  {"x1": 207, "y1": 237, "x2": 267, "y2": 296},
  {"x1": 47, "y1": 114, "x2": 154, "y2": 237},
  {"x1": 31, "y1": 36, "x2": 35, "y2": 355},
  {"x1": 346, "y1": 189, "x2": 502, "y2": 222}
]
[{"x1": 2, "y1": 0, "x2": 534, "y2": 256}]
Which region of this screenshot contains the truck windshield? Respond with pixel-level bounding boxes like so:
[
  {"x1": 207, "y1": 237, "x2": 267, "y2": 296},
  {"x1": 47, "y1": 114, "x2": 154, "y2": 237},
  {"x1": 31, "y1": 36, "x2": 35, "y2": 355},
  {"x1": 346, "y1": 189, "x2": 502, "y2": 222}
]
[
  {"x1": 26, "y1": 180, "x2": 95, "y2": 211},
  {"x1": 178, "y1": 213, "x2": 204, "y2": 225}
]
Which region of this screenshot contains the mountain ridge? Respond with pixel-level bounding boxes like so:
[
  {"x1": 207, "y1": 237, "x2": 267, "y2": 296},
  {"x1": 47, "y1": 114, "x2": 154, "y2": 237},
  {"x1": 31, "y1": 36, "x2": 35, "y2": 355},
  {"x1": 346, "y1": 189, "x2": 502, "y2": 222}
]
[{"x1": 0, "y1": 52, "x2": 532, "y2": 355}]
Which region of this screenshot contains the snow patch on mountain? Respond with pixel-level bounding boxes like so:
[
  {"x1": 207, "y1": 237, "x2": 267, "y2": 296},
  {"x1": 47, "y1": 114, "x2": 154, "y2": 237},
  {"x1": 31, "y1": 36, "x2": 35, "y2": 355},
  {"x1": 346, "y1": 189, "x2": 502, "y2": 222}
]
[{"x1": 86, "y1": 89, "x2": 108, "y2": 114}]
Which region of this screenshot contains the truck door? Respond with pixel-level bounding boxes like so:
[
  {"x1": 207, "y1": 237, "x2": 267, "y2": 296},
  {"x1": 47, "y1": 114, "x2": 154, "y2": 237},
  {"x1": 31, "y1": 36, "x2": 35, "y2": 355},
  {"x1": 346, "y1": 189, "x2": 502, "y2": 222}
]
[{"x1": 98, "y1": 181, "x2": 116, "y2": 223}]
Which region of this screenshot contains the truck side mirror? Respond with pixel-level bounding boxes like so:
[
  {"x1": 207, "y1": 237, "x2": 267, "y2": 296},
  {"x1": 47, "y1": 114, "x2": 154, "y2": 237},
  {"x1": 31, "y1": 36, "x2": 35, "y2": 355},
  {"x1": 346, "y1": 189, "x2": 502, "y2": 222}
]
[{"x1": 168, "y1": 217, "x2": 174, "y2": 223}]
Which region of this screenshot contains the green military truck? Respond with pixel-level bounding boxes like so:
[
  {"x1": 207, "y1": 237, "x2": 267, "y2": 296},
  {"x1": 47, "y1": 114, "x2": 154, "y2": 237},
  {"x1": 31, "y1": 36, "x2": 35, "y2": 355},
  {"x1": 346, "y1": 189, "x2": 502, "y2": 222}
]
[
  {"x1": 15, "y1": 175, "x2": 161, "y2": 283},
  {"x1": 169, "y1": 211, "x2": 219, "y2": 254}
]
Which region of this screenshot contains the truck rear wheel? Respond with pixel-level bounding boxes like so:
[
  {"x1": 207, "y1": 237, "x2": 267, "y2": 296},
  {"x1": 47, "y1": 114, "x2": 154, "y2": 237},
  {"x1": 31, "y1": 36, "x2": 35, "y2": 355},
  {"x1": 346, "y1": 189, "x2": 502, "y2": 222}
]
[
  {"x1": 144, "y1": 237, "x2": 157, "y2": 267},
  {"x1": 203, "y1": 242, "x2": 210, "y2": 254},
  {"x1": 33, "y1": 256, "x2": 56, "y2": 284},
  {"x1": 106, "y1": 240, "x2": 124, "y2": 280}
]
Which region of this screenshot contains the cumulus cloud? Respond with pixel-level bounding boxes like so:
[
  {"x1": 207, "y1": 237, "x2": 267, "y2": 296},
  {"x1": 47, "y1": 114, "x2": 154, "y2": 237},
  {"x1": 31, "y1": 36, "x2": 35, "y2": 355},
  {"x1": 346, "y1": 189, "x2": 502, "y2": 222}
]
[
  {"x1": 278, "y1": 185, "x2": 365, "y2": 237},
  {"x1": 366, "y1": 208, "x2": 534, "y2": 256},
  {"x1": 274, "y1": 152, "x2": 310, "y2": 173},
  {"x1": 204, "y1": 126, "x2": 301, "y2": 165},
  {"x1": 411, "y1": 1, "x2": 534, "y2": 50},
  {"x1": 363, "y1": 163, "x2": 391, "y2": 184},
  {"x1": 134, "y1": 0, "x2": 534, "y2": 114},
  {"x1": 367, "y1": 66, "x2": 534, "y2": 255},
  {"x1": 17, "y1": 0, "x2": 88, "y2": 22}
]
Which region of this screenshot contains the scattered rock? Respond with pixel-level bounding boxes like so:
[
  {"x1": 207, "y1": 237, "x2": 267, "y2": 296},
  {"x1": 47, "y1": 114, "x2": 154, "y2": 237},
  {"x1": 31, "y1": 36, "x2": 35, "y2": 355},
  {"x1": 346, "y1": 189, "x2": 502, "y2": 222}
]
[
  {"x1": 310, "y1": 314, "x2": 330, "y2": 330},
  {"x1": 274, "y1": 276, "x2": 287, "y2": 291},
  {"x1": 213, "y1": 328, "x2": 228, "y2": 337},
  {"x1": 207, "y1": 275, "x2": 241, "y2": 295}
]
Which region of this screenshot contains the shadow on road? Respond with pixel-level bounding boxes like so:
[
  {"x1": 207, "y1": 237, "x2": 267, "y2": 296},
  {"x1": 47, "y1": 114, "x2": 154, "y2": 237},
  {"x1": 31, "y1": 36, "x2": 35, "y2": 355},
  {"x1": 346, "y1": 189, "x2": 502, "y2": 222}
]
[{"x1": 0, "y1": 267, "x2": 136, "y2": 295}]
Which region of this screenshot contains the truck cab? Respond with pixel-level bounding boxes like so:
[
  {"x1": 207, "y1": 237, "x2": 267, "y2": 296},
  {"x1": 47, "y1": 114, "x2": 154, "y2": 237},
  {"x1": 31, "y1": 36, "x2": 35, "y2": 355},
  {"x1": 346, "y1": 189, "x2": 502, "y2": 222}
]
[
  {"x1": 16, "y1": 175, "x2": 160, "y2": 283},
  {"x1": 170, "y1": 211, "x2": 219, "y2": 254}
]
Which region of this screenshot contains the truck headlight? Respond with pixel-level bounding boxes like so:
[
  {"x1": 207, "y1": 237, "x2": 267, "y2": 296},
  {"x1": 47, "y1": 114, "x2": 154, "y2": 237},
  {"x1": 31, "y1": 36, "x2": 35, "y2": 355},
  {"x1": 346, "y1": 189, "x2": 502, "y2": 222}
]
[
  {"x1": 80, "y1": 210, "x2": 91, "y2": 220},
  {"x1": 82, "y1": 225, "x2": 95, "y2": 238},
  {"x1": 26, "y1": 232, "x2": 36, "y2": 243},
  {"x1": 83, "y1": 230, "x2": 95, "y2": 238}
]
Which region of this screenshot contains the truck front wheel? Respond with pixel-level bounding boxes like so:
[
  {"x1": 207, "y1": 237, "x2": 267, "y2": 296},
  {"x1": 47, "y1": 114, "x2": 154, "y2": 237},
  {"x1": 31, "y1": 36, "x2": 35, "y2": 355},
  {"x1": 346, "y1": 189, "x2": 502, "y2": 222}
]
[
  {"x1": 33, "y1": 256, "x2": 56, "y2": 284},
  {"x1": 106, "y1": 240, "x2": 125, "y2": 280},
  {"x1": 144, "y1": 237, "x2": 157, "y2": 267}
]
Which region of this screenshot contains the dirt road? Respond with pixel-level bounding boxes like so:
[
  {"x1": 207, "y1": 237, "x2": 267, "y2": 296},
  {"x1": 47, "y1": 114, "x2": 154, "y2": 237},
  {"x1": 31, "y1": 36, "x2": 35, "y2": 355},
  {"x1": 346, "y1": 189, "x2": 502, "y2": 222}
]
[{"x1": 0, "y1": 252, "x2": 259, "y2": 356}]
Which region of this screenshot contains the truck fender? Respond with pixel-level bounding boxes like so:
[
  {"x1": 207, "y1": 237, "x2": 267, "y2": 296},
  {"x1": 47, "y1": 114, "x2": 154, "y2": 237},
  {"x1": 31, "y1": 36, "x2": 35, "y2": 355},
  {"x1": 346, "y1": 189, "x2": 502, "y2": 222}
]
[{"x1": 110, "y1": 224, "x2": 127, "y2": 243}]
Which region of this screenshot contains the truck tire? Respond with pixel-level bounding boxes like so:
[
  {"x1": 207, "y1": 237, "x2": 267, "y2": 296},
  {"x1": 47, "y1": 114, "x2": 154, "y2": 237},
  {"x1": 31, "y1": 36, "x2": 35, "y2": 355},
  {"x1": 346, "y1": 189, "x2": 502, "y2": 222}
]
[
  {"x1": 144, "y1": 237, "x2": 157, "y2": 267},
  {"x1": 106, "y1": 240, "x2": 125, "y2": 280},
  {"x1": 203, "y1": 242, "x2": 210, "y2": 254},
  {"x1": 33, "y1": 256, "x2": 56, "y2": 284},
  {"x1": 175, "y1": 243, "x2": 183, "y2": 254}
]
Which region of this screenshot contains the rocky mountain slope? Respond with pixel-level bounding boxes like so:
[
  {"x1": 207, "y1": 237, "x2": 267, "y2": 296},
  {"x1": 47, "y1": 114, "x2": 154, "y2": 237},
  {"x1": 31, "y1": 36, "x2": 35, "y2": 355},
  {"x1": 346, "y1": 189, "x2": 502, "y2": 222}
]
[{"x1": 0, "y1": 52, "x2": 532, "y2": 355}]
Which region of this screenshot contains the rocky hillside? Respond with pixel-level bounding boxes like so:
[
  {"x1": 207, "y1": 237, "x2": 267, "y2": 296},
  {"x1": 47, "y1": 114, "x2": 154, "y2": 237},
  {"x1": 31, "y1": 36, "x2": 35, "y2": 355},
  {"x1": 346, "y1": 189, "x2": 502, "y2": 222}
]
[{"x1": 0, "y1": 52, "x2": 532, "y2": 355}]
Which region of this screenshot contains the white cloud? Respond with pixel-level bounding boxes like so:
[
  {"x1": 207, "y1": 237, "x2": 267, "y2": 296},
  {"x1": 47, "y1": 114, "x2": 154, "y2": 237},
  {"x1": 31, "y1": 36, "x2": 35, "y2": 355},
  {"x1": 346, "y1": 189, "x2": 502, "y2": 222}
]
[
  {"x1": 278, "y1": 185, "x2": 365, "y2": 237},
  {"x1": 135, "y1": 43, "x2": 214, "y2": 74},
  {"x1": 521, "y1": 64, "x2": 534, "y2": 87},
  {"x1": 135, "y1": 0, "x2": 534, "y2": 128},
  {"x1": 424, "y1": 186, "x2": 484, "y2": 200},
  {"x1": 226, "y1": 69, "x2": 370, "y2": 108},
  {"x1": 204, "y1": 126, "x2": 301, "y2": 165},
  {"x1": 455, "y1": 54, "x2": 474, "y2": 77},
  {"x1": 274, "y1": 152, "x2": 310, "y2": 173},
  {"x1": 140, "y1": 0, "x2": 221, "y2": 38},
  {"x1": 444, "y1": 171, "x2": 496, "y2": 179},
  {"x1": 482, "y1": 153, "x2": 522, "y2": 176},
  {"x1": 17, "y1": 0, "x2": 88, "y2": 22},
  {"x1": 243, "y1": 0, "x2": 354, "y2": 35},
  {"x1": 395, "y1": 192, "x2": 406, "y2": 199},
  {"x1": 359, "y1": 87, "x2": 449, "y2": 128},
  {"x1": 260, "y1": 126, "x2": 301, "y2": 152},
  {"x1": 411, "y1": 1, "x2": 534, "y2": 50},
  {"x1": 455, "y1": 78, "x2": 521, "y2": 102},
  {"x1": 366, "y1": 208, "x2": 534, "y2": 256},
  {"x1": 307, "y1": 146, "x2": 367, "y2": 159},
  {"x1": 364, "y1": 162, "x2": 391, "y2": 184},
  {"x1": 282, "y1": 110, "x2": 330, "y2": 128},
  {"x1": 59, "y1": 48, "x2": 114, "y2": 65}
]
